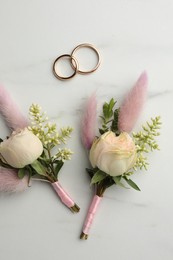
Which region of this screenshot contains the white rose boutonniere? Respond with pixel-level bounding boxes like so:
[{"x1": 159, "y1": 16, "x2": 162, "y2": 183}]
[
  {"x1": 80, "y1": 72, "x2": 161, "y2": 240},
  {"x1": 0, "y1": 103, "x2": 79, "y2": 213}
]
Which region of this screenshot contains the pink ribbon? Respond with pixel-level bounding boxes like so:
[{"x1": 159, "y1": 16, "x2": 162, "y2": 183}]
[
  {"x1": 52, "y1": 181, "x2": 75, "y2": 208},
  {"x1": 82, "y1": 195, "x2": 102, "y2": 235}
]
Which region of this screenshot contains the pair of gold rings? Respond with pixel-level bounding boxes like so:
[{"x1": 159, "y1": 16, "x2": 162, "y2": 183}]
[{"x1": 53, "y1": 43, "x2": 101, "y2": 80}]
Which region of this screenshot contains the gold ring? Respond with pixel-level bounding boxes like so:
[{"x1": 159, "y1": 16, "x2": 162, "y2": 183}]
[
  {"x1": 71, "y1": 43, "x2": 101, "y2": 74},
  {"x1": 53, "y1": 54, "x2": 78, "y2": 80}
]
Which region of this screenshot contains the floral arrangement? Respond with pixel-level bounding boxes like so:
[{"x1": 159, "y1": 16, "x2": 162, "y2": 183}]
[
  {"x1": 0, "y1": 85, "x2": 79, "y2": 213},
  {"x1": 80, "y1": 72, "x2": 161, "y2": 239}
]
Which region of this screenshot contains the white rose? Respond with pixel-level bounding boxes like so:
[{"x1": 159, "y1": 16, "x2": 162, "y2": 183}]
[
  {"x1": 0, "y1": 128, "x2": 43, "y2": 168},
  {"x1": 89, "y1": 131, "x2": 136, "y2": 176}
]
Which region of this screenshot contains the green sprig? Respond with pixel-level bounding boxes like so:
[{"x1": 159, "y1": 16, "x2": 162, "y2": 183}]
[
  {"x1": 99, "y1": 98, "x2": 120, "y2": 135},
  {"x1": 17, "y1": 104, "x2": 73, "y2": 182},
  {"x1": 133, "y1": 116, "x2": 161, "y2": 170},
  {"x1": 28, "y1": 104, "x2": 73, "y2": 148}
]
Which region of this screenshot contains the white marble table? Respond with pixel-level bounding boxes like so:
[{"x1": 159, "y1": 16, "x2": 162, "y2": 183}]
[{"x1": 0, "y1": 1, "x2": 173, "y2": 259}]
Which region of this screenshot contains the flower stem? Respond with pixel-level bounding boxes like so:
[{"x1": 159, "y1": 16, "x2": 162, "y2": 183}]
[
  {"x1": 70, "y1": 204, "x2": 80, "y2": 213},
  {"x1": 52, "y1": 181, "x2": 80, "y2": 213},
  {"x1": 96, "y1": 183, "x2": 106, "y2": 197},
  {"x1": 46, "y1": 145, "x2": 56, "y2": 175},
  {"x1": 32, "y1": 178, "x2": 50, "y2": 183},
  {"x1": 80, "y1": 232, "x2": 88, "y2": 240},
  {"x1": 80, "y1": 194, "x2": 102, "y2": 240}
]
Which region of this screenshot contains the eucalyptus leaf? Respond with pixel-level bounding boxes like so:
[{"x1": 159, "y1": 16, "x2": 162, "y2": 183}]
[
  {"x1": 18, "y1": 168, "x2": 25, "y2": 179},
  {"x1": 113, "y1": 176, "x2": 128, "y2": 188},
  {"x1": 123, "y1": 177, "x2": 141, "y2": 191},
  {"x1": 91, "y1": 170, "x2": 107, "y2": 185},
  {"x1": 30, "y1": 160, "x2": 47, "y2": 177}
]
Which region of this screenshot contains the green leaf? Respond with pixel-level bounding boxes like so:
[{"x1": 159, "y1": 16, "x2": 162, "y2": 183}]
[
  {"x1": 113, "y1": 176, "x2": 128, "y2": 188},
  {"x1": 109, "y1": 98, "x2": 116, "y2": 111},
  {"x1": 18, "y1": 168, "x2": 26, "y2": 179},
  {"x1": 54, "y1": 160, "x2": 64, "y2": 176},
  {"x1": 91, "y1": 170, "x2": 107, "y2": 185},
  {"x1": 26, "y1": 165, "x2": 36, "y2": 177},
  {"x1": 102, "y1": 176, "x2": 115, "y2": 189},
  {"x1": 30, "y1": 160, "x2": 47, "y2": 177},
  {"x1": 86, "y1": 168, "x2": 95, "y2": 178},
  {"x1": 99, "y1": 128, "x2": 108, "y2": 135},
  {"x1": 86, "y1": 167, "x2": 99, "y2": 178},
  {"x1": 123, "y1": 177, "x2": 141, "y2": 191},
  {"x1": 103, "y1": 102, "x2": 109, "y2": 118},
  {"x1": 103, "y1": 99, "x2": 116, "y2": 120},
  {"x1": 111, "y1": 108, "x2": 120, "y2": 133},
  {"x1": 39, "y1": 157, "x2": 50, "y2": 163},
  {"x1": 25, "y1": 165, "x2": 35, "y2": 186},
  {"x1": 99, "y1": 128, "x2": 104, "y2": 135}
]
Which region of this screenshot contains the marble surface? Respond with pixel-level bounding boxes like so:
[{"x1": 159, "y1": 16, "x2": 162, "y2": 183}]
[{"x1": 0, "y1": 1, "x2": 173, "y2": 259}]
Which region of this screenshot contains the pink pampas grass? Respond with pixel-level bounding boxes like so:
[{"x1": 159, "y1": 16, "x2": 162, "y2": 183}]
[
  {"x1": 81, "y1": 93, "x2": 97, "y2": 149},
  {"x1": 118, "y1": 72, "x2": 148, "y2": 133},
  {"x1": 0, "y1": 85, "x2": 28, "y2": 130},
  {"x1": 0, "y1": 167, "x2": 28, "y2": 192}
]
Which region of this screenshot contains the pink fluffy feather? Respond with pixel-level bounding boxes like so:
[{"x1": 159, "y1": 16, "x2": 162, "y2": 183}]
[
  {"x1": 81, "y1": 93, "x2": 97, "y2": 149},
  {"x1": 0, "y1": 85, "x2": 29, "y2": 192},
  {"x1": 118, "y1": 72, "x2": 148, "y2": 133},
  {"x1": 0, "y1": 167, "x2": 28, "y2": 192},
  {"x1": 0, "y1": 85, "x2": 28, "y2": 130}
]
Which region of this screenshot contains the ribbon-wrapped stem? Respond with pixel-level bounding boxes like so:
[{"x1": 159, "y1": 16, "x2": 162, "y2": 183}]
[
  {"x1": 80, "y1": 194, "x2": 102, "y2": 239},
  {"x1": 52, "y1": 181, "x2": 80, "y2": 213}
]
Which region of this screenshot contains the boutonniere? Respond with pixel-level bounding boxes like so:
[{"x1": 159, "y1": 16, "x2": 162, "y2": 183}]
[
  {"x1": 0, "y1": 85, "x2": 79, "y2": 213},
  {"x1": 80, "y1": 72, "x2": 161, "y2": 239}
]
